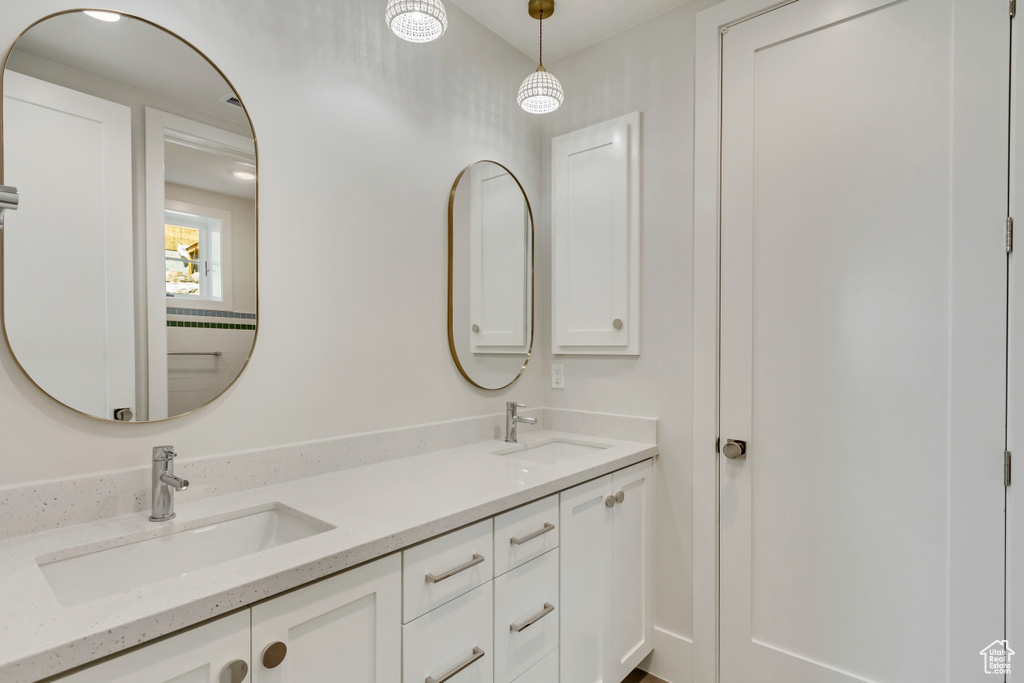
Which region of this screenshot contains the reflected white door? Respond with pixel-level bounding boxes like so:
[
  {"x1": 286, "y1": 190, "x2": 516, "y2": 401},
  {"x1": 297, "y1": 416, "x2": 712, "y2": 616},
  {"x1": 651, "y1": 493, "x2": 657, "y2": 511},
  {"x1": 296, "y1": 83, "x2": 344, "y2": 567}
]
[
  {"x1": 3, "y1": 71, "x2": 135, "y2": 419},
  {"x1": 719, "y1": 1, "x2": 1008, "y2": 682}
]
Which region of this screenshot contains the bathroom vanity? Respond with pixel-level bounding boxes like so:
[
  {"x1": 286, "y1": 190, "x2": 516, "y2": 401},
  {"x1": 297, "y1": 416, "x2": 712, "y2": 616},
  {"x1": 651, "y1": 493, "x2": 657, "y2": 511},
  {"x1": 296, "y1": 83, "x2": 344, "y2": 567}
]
[{"x1": 0, "y1": 432, "x2": 655, "y2": 683}]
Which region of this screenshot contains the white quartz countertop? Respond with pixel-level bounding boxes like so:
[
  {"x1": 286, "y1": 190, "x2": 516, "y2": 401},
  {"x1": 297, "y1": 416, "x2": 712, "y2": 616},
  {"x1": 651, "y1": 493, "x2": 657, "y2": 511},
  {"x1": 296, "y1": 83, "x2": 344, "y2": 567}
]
[{"x1": 0, "y1": 431, "x2": 656, "y2": 682}]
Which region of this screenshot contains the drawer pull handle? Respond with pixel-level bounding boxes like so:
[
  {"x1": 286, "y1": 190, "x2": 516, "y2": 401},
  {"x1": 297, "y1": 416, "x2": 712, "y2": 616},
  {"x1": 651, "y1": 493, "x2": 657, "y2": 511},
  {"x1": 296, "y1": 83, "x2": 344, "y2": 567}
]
[
  {"x1": 425, "y1": 646, "x2": 485, "y2": 683},
  {"x1": 510, "y1": 602, "x2": 555, "y2": 633},
  {"x1": 509, "y1": 522, "x2": 555, "y2": 545},
  {"x1": 425, "y1": 553, "x2": 485, "y2": 583}
]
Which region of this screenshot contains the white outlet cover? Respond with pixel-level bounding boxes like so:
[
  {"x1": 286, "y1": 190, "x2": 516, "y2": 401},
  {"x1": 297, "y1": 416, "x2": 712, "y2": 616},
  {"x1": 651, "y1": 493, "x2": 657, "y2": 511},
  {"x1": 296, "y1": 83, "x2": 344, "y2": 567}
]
[{"x1": 552, "y1": 363, "x2": 565, "y2": 389}]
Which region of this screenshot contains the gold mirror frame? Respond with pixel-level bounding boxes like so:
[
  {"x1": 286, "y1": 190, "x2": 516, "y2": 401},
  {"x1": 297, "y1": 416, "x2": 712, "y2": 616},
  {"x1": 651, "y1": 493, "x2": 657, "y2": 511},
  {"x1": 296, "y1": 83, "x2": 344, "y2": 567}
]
[
  {"x1": 447, "y1": 160, "x2": 534, "y2": 390},
  {"x1": 0, "y1": 9, "x2": 259, "y2": 423}
]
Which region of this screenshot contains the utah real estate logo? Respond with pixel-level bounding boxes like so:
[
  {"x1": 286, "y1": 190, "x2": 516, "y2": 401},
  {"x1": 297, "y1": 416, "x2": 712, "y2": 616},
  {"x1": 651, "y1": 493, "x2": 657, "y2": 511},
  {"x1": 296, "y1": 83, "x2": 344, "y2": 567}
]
[{"x1": 980, "y1": 640, "x2": 1014, "y2": 675}]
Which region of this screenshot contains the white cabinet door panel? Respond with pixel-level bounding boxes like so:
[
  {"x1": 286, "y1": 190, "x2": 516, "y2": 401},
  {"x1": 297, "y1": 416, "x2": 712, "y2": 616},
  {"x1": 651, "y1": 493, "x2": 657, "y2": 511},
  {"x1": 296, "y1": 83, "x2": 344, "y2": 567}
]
[
  {"x1": 552, "y1": 112, "x2": 640, "y2": 355},
  {"x1": 559, "y1": 474, "x2": 614, "y2": 683},
  {"x1": 250, "y1": 554, "x2": 401, "y2": 683},
  {"x1": 610, "y1": 460, "x2": 654, "y2": 681},
  {"x1": 56, "y1": 611, "x2": 250, "y2": 683}
]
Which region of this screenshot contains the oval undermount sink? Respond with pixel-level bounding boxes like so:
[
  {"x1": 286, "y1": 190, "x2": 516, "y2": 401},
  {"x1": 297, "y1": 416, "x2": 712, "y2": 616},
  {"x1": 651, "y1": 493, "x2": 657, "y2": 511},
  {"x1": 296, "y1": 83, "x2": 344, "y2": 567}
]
[{"x1": 36, "y1": 503, "x2": 334, "y2": 606}]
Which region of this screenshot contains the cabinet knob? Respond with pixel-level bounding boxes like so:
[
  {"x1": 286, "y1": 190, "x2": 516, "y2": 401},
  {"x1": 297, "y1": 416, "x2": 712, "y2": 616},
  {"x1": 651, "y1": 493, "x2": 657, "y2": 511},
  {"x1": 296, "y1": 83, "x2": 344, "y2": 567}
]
[
  {"x1": 262, "y1": 641, "x2": 287, "y2": 669},
  {"x1": 605, "y1": 495, "x2": 616, "y2": 508},
  {"x1": 471, "y1": 324, "x2": 480, "y2": 333},
  {"x1": 220, "y1": 659, "x2": 249, "y2": 683},
  {"x1": 614, "y1": 491, "x2": 624, "y2": 504},
  {"x1": 612, "y1": 318, "x2": 623, "y2": 330}
]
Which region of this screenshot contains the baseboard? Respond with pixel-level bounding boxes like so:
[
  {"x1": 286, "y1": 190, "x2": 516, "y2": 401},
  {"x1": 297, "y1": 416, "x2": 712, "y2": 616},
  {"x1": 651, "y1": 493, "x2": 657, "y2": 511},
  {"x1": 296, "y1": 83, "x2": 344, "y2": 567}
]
[{"x1": 639, "y1": 627, "x2": 693, "y2": 683}]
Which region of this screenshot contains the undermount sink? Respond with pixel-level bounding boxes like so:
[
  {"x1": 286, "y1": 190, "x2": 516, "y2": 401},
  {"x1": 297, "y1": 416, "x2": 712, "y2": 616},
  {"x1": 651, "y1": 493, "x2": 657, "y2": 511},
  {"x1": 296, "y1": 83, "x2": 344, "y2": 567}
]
[
  {"x1": 493, "y1": 437, "x2": 611, "y2": 463},
  {"x1": 36, "y1": 503, "x2": 334, "y2": 606}
]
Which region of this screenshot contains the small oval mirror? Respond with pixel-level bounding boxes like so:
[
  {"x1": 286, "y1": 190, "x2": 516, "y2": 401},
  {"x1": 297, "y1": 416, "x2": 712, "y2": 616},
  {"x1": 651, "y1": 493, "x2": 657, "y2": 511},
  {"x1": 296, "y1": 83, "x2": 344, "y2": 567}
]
[
  {"x1": 1, "y1": 11, "x2": 257, "y2": 422},
  {"x1": 448, "y1": 161, "x2": 533, "y2": 390}
]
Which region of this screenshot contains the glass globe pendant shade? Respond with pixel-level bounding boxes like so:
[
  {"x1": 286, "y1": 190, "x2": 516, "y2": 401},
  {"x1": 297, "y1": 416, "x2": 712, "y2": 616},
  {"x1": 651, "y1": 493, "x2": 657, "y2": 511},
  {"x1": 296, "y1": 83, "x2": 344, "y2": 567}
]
[
  {"x1": 518, "y1": 65, "x2": 563, "y2": 114},
  {"x1": 385, "y1": 0, "x2": 448, "y2": 43}
]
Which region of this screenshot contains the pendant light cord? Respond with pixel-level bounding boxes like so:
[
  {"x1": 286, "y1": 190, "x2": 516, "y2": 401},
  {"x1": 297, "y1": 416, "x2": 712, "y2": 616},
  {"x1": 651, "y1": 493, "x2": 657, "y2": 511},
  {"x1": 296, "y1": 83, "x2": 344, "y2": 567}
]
[{"x1": 539, "y1": 7, "x2": 544, "y2": 67}]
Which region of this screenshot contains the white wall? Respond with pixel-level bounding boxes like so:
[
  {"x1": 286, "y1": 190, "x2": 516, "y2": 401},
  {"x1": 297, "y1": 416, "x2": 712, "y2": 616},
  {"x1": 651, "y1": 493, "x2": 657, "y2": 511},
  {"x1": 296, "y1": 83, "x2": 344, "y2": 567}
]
[
  {"x1": 539, "y1": 3, "x2": 721, "y2": 679},
  {"x1": 0, "y1": 0, "x2": 545, "y2": 485}
]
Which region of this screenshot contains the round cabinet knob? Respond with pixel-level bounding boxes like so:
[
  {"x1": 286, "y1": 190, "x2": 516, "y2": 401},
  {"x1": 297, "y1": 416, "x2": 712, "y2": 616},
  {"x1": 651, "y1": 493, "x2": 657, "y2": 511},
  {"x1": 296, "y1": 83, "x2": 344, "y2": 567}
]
[
  {"x1": 471, "y1": 324, "x2": 480, "y2": 333},
  {"x1": 614, "y1": 491, "x2": 624, "y2": 504},
  {"x1": 612, "y1": 318, "x2": 624, "y2": 330},
  {"x1": 262, "y1": 641, "x2": 287, "y2": 669},
  {"x1": 220, "y1": 659, "x2": 249, "y2": 683},
  {"x1": 605, "y1": 495, "x2": 616, "y2": 508},
  {"x1": 723, "y1": 439, "x2": 747, "y2": 460}
]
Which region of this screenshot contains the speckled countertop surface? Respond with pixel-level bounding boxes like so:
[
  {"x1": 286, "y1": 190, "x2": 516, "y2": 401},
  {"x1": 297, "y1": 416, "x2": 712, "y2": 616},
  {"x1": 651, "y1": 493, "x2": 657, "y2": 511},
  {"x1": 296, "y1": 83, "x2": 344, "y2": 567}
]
[{"x1": 0, "y1": 431, "x2": 656, "y2": 683}]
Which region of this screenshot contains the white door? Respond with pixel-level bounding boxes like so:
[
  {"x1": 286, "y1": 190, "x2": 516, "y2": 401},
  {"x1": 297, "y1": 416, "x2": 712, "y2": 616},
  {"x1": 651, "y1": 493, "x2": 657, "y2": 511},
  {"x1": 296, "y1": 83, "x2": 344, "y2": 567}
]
[
  {"x1": 250, "y1": 554, "x2": 401, "y2": 682},
  {"x1": 719, "y1": 1, "x2": 1008, "y2": 682},
  {"x1": 56, "y1": 611, "x2": 251, "y2": 682},
  {"x1": 2, "y1": 71, "x2": 135, "y2": 419}
]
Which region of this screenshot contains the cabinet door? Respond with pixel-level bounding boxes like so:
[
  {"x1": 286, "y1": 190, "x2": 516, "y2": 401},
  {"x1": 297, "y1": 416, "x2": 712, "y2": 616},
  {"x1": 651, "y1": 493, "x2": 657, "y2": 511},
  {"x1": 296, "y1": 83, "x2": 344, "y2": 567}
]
[
  {"x1": 551, "y1": 111, "x2": 640, "y2": 355},
  {"x1": 56, "y1": 611, "x2": 250, "y2": 683},
  {"x1": 559, "y1": 474, "x2": 614, "y2": 683},
  {"x1": 250, "y1": 554, "x2": 401, "y2": 683},
  {"x1": 610, "y1": 459, "x2": 654, "y2": 682}
]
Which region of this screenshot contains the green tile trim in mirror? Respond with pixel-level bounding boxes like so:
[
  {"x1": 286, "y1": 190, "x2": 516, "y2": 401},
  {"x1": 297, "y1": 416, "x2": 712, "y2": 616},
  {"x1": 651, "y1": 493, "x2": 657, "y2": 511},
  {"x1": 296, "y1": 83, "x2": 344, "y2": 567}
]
[
  {"x1": 0, "y1": 10, "x2": 258, "y2": 422},
  {"x1": 448, "y1": 161, "x2": 534, "y2": 390}
]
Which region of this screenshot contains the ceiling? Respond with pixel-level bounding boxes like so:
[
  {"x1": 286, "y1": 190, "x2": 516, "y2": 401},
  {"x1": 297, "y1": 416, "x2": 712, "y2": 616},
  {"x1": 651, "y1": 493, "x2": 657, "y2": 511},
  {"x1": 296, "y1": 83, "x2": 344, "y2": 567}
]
[{"x1": 448, "y1": 0, "x2": 692, "y2": 63}]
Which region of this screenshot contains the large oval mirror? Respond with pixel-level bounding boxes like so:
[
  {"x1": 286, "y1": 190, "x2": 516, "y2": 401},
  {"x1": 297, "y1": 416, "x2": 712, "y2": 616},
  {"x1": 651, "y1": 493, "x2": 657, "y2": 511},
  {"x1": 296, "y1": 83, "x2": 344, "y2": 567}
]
[
  {"x1": 1, "y1": 11, "x2": 257, "y2": 422},
  {"x1": 448, "y1": 161, "x2": 533, "y2": 390}
]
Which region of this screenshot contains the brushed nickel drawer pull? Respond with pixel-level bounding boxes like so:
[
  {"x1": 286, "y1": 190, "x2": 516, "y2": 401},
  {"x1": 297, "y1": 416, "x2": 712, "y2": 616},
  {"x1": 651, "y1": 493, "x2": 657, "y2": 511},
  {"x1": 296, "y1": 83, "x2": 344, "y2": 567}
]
[
  {"x1": 509, "y1": 522, "x2": 555, "y2": 545},
  {"x1": 425, "y1": 553, "x2": 485, "y2": 583},
  {"x1": 510, "y1": 602, "x2": 555, "y2": 632},
  {"x1": 425, "y1": 646, "x2": 485, "y2": 683}
]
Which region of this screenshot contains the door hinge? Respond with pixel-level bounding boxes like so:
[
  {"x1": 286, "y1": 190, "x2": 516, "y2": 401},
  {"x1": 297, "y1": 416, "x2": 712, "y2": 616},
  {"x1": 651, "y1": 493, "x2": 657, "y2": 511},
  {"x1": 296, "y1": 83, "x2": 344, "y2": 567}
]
[
  {"x1": 716, "y1": 437, "x2": 720, "y2": 454},
  {"x1": 1008, "y1": 217, "x2": 1014, "y2": 254},
  {"x1": 1006, "y1": 451, "x2": 1012, "y2": 487}
]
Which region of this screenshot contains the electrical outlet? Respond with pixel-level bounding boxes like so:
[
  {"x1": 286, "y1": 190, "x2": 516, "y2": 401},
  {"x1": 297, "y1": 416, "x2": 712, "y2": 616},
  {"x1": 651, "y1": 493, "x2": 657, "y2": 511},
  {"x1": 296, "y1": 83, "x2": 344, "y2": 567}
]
[{"x1": 552, "y1": 363, "x2": 565, "y2": 389}]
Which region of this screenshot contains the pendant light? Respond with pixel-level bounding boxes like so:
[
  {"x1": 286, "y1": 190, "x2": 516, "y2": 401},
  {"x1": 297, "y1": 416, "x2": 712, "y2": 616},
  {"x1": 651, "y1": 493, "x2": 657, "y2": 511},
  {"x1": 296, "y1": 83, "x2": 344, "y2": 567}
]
[
  {"x1": 385, "y1": 0, "x2": 448, "y2": 43},
  {"x1": 517, "y1": 0, "x2": 563, "y2": 114}
]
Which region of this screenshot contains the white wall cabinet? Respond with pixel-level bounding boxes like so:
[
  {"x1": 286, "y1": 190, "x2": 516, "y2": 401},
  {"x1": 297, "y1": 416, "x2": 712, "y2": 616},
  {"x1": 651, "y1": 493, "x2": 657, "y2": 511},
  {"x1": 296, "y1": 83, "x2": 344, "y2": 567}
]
[
  {"x1": 560, "y1": 459, "x2": 654, "y2": 683},
  {"x1": 551, "y1": 111, "x2": 641, "y2": 356}
]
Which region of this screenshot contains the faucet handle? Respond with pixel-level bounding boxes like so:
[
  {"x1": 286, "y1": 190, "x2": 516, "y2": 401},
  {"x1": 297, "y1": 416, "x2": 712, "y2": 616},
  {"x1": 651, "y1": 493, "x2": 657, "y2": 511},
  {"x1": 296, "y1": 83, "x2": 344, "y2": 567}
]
[
  {"x1": 152, "y1": 445, "x2": 176, "y2": 461},
  {"x1": 507, "y1": 402, "x2": 527, "y2": 409}
]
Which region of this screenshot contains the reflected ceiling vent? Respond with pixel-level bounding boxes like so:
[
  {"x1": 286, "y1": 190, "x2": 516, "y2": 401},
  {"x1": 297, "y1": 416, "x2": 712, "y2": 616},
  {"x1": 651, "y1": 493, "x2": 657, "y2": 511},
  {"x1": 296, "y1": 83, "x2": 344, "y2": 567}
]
[{"x1": 218, "y1": 93, "x2": 242, "y2": 108}]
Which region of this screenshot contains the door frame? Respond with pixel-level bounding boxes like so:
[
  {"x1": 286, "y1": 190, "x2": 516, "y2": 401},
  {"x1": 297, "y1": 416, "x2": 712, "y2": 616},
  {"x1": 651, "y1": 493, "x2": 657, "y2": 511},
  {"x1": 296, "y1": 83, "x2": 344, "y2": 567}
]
[
  {"x1": 693, "y1": 1, "x2": 1009, "y2": 681},
  {"x1": 694, "y1": 4, "x2": 794, "y2": 680}
]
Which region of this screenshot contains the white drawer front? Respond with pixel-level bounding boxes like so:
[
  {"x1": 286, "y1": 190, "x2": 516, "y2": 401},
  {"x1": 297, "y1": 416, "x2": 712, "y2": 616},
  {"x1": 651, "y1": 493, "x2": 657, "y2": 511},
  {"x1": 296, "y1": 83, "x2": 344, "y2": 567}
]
[
  {"x1": 494, "y1": 549, "x2": 559, "y2": 683},
  {"x1": 404, "y1": 582, "x2": 494, "y2": 683},
  {"x1": 404, "y1": 519, "x2": 493, "y2": 622},
  {"x1": 513, "y1": 648, "x2": 558, "y2": 683},
  {"x1": 493, "y1": 495, "x2": 559, "y2": 576}
]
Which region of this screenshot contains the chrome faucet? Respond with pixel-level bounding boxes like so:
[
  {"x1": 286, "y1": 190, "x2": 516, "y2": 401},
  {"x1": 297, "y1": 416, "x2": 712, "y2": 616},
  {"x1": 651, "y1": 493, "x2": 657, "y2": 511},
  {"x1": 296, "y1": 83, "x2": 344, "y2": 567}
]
[
  {"x1": 505, "y1": 402, "x2": 537, "y2": 443},
  {"x1": 150, "y1": 446, "x2": 189, "y2": 522}
]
